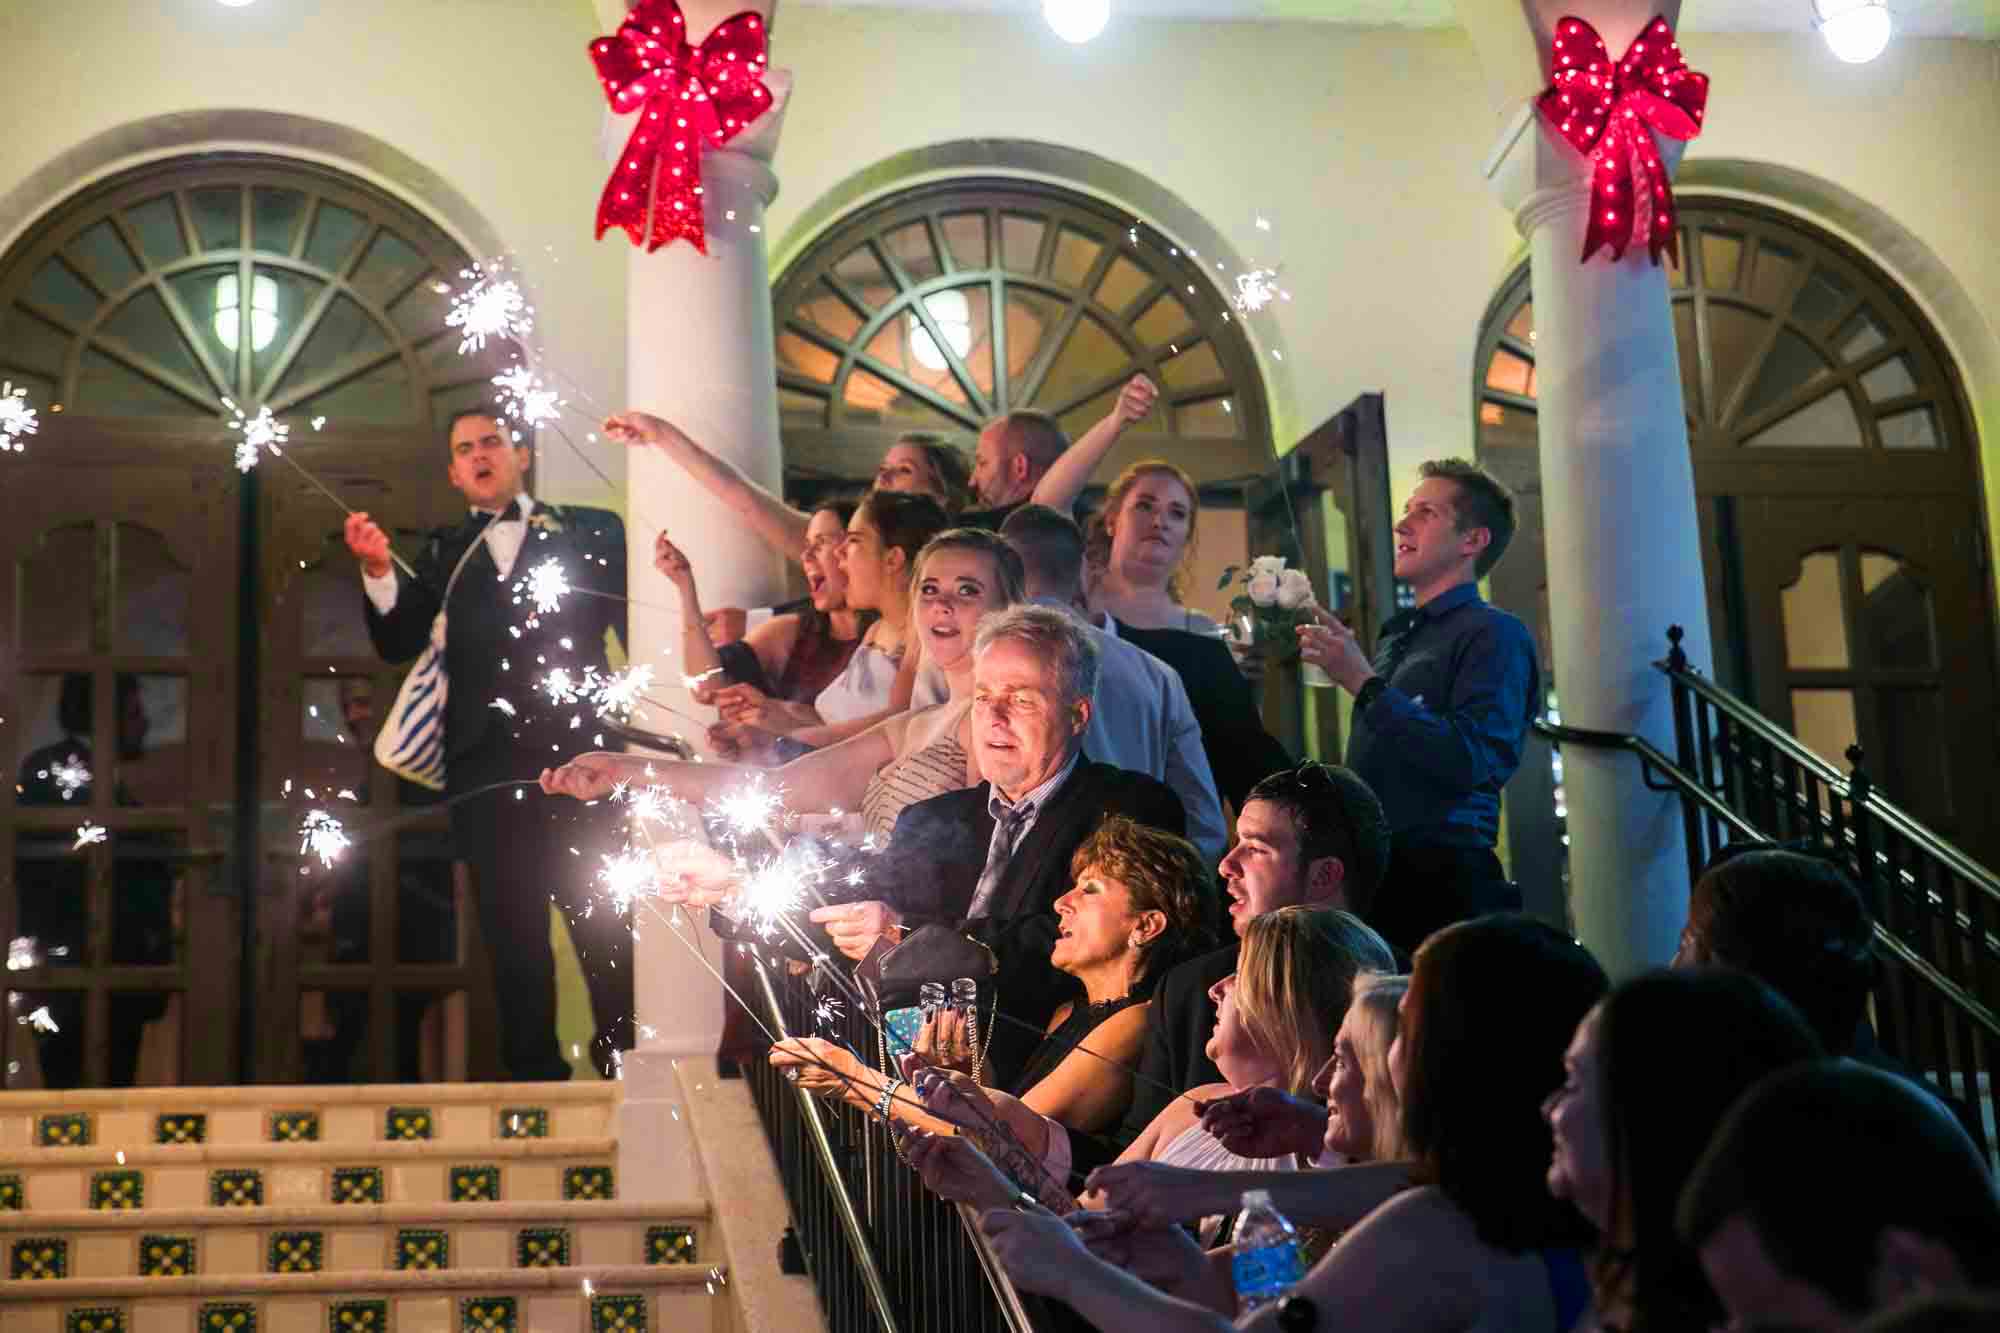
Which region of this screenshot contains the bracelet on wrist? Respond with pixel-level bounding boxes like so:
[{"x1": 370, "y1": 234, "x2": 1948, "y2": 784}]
[{"x1": 875, "y1": 1077, "x2": 907, "y2": 1122}]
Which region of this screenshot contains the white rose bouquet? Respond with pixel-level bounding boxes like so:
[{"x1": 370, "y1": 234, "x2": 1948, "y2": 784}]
[{"x1": 1218, "y1": 554, "x2": 1316, "y2": 658}]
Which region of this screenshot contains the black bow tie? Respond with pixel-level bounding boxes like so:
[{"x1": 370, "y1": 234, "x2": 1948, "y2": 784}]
[{"x1": 462, "y1": 507, "x2": 522, "y2": 538}]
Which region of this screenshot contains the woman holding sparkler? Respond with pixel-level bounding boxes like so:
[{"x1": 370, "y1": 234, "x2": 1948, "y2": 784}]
[
  {"x1": 702, "y1": 490, "x2": 949, "y2": 739},
  {"x1": 769, "y1": 817, "x2": 1215, "y2": 1157},
  {"x1": 540, "y1": 526, "x2": 1021, "y2": 838},
  {"x1": 656, "y1": 498, "x2": 869, "y2": 758}
]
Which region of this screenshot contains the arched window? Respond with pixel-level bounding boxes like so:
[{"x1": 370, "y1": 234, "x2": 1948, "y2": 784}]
[
  {"x1": 770, "y1": 179, "x2": 1273, "y2": 491},
  {"x1": 0, "y1": 153, "x2": 505, "y2": 427},
  {"x1": 1473, "y1": 197, "x2": 1993, "y2": 868}
]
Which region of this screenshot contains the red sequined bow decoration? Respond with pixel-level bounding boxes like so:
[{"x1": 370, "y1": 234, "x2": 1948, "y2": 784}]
[
  {"x1": 1537, "y1": 14, "x2": 1709, "y2": 265},
  {"x1": 590, "y1": 0, "x2": 773, "y2": 255}
]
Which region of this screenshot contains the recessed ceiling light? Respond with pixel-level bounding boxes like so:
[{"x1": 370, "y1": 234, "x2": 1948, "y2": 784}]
[
  {"x1": 1044, "y1": 0, "x2": 1108, "y2": 44},
  {"x1": 1812, "y1": 0, "x2": 1892, "y2": 63}
]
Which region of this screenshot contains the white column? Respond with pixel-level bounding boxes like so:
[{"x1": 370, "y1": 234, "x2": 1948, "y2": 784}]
[
  {"x1": 613, "y1": 2, "x2": 792, "y2": 1200},
  {"x1": 1475, "y1": 1, "x2": 1710, "y2": 979}
]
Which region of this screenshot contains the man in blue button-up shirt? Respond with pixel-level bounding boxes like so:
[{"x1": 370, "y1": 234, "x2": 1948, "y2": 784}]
[{"x1": 1299, "y1": 458, "x2": 1540, "y2": 957}]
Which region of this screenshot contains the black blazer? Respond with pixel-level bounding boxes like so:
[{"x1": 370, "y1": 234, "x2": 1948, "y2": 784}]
[
  {"x1": 1117, "y1": 943, "x2": 1237, "y2": 1143},
  {"x1": 875, "y1": 759, "x2": 1186, "y2": 1088},
  {"x1": 362, "y1": 502, "x2": 626, "y2": 774}
]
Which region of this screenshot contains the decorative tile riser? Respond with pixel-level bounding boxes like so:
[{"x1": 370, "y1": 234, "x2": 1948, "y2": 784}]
[
  {"x1": 0, "y1": 1266, "x2": 731, "y2": 1333},
  {"x1": 0, "y1": 1099, "x2": 611, "y2": 1153},
  {"x1": 3, "y1": 1160, "x2": 617, "y2": 1212},
  {"x1": 0, "y1": 1209, "x2": 706, "y2": 1279}
]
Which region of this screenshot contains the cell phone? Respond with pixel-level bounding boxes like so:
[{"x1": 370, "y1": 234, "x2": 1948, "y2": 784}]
[{"x1": 884, "y1": 1006, "x2": 925, "y2": 1057}]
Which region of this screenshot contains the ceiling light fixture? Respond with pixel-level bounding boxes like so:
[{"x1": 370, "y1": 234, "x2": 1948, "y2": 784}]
[
  {"x1": 1044, "y1": 0, "x2": 1108, "y2": 44},
  {"x1": 1812, "y1": 0, "x2": 1892, "y2": 63}
]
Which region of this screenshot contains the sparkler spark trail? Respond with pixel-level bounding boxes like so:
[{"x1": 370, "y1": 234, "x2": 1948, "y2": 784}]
[
  {"x1": 492, "y1": 365, "x2": 565, "y2": 428},
  {"x1": 587, "y1": 664, "x2": 654, "y2": 721},
  {"x1": 447, "y1": 264, "x2": 534, "y2": 353},
  {"x1": 709, "y1": 775, "x2": 786, "y2": 845},
  {"x1": 37, "y1": 754, "x2": 91, "y2": 802},
  {"x1": 0, "y1": 381, "x2": 37, "y2": 453},
  {"x1": 26, "y1": 1006, "x2": 57, "y2": 1034},
  {"x1": 72, "y1": 823, "x2": 107, "y2": 851},
  {"x1": 299, "y1": 810, "x2": 351, "y2": 869}
]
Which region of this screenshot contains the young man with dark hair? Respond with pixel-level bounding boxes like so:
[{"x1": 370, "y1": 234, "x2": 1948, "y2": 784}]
[
  {"x1": 1299, "y1": 457, "x2": 1539, "y2": 957},
  {"x1": 1679, "y1": 1061, "x2": 2000, "y2": 1333},
  {"x1": 345, "y1": 406, "x2": 630, "y2": 1081},
  {"x1": 1116, "y1": 761, "x2": 1393, "y2": 1141}
]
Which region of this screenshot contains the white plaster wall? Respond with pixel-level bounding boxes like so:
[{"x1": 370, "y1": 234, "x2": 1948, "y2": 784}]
[{"x1": 1, "y1": 3, "x2": 1996, "y2": 522}]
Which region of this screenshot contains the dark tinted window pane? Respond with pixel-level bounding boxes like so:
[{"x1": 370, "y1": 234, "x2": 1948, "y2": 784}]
[
  {"x1": 189, "y1": 187, "x2": 241, "y2": 252},
  {"x1": 114, "y1": 522, "x2": 192, "y2": 658},
  {"x1": 19, "y1": 526, "x2": 96, "y2": 655},
  {"x1": 110, "y1": 831, "x2": 183, "y2": 966}
]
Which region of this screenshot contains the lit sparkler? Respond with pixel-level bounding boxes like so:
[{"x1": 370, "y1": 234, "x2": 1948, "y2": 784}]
[
  {"x1": 72, "y1": 823, "x2": 107, "y2": 851},
  {"x1": 709, "y1": 774, "x2": 785, "y2": 845},
  {"x1": 515, "y1": 557, "x2": 572, "y2": 616},
  {"x1": 447, "y1": 264, "x2": 534, "y2": 354},
  {"x1": 7, "y1": 937, "x2": 39, "y2": 972},
  {"x1": 492, "y1": 365, "x2": 565, "y2": 428},
  {"x1": 0, "y1": 381, "x2": 37, "y2": 453},
  {"x1": 37, "y1": 754, "x2": 91, "y2": 802},
  {"x1": 542, "y1": 667, "x2": 582, "y2": 706},
  {"x1": 25, "y1": 1006, "x2": 57, "y2": 1035},
  {"x1": 225, "y1": 401, "x2": 291, "y2": 473},
  {"x1": 299, "y1": 810, "x2": 351, "y2": 869},
  {"x1": 1231, "y1": 267, "x2": 1287, "y2": 315},
  {"x1": 597, "y1": 847, "x2": 656, "y2": 914},
  {"x1": 586, "y1": 664, "x2": 654, "y2": 721}
]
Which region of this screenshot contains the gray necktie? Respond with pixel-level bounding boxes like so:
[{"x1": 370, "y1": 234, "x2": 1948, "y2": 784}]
[{"x1": 967, "y1": 803, "x2": 1033, "y2": 920}]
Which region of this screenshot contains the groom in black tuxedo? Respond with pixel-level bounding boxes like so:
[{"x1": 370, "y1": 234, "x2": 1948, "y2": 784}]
[{"x1": 346, "y1": 407, "x2": 630, "y2": 1081}]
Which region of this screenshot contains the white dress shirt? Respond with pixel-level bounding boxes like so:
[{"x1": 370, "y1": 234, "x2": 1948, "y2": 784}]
[{"x1": 362, "y1": 492, "x2": 535, "y2": 616}]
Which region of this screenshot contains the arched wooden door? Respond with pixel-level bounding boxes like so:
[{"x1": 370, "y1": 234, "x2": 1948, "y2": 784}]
[
  {"x1": 0, "y1": 155, "x2": 511, "y2": 1085},
  {"x1": 1474, "y1": 199, "x2": 1998, "y2": 875}
]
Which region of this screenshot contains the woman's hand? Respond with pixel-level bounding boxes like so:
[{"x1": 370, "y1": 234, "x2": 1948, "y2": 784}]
[
  {"x1": 1081, "y1": 1161, "x2": 1234, "y2": 1228},
  {"x1": 901, "y1": 1126, "x2": 1017, "y2": 1210},
  {"x1": 768, "y1": 1037, "x2": 868, "y2": 1104},
  {"x1": 705, "y1": 719, "x2": 775, "y2": 764},
  {"x1": 602, "y1": 411, "x2": 673, "y2": 447},
  {"x1": 713, "y1": 682, "x2": 784, "y2": 732},
  {"x1": 538, "y1": 752, "x2": 626, "y2": 801},
  {"x1": 652, "y1": 839, "x2": 740, "y2": 908},
  {"x1": 1198, "y1": 1085, "x2": 1329, "y2": 1160},
  {"x1": 654, "y1": 531, "x2": 697, "y2": 590},
  {"x1": 1068, "y1": 1210, "x2": 1208, "y2": 1292},
  {"x1": 977, "y1": 1208, "x2": 1090, "y2": 1296},
  {"x1": 913, "y1": 1008, "x2": 975, "y2": 1073}
]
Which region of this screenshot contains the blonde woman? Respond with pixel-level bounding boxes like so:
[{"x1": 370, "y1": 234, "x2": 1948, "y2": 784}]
[{"x1": 1087, "y1": 460, "x2": 1292, "y2": 812}]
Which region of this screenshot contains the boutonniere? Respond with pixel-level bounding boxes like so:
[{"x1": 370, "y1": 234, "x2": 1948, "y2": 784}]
[{"x1": 527, "y1": 508, "x2": 566, "y2": 536}]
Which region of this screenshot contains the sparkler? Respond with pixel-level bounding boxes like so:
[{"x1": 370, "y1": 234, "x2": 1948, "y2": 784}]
[
  {"x1": 1231, "y1": 267, "x2": 1288, "y2": 315},
  {"x1": 8, "y1": 937, "x2": 38, "y2": 972},
  {"x1": 0, "y1": 381, "x2": 37, "y2": 453},
  {"x1": 492, "y1": 365, "x2": 565, "y2": 428},
  {"x1": 597, "y1": 847, "x2": 657, "y2": 915},
  {"x1": 447, "y1": 263, "x2": 535, "y2": 354},
  {"x1": 37, "y1": 754, "x2": 90, "y2": 802},
  {"x1": 73, "y1": 823, "x2": 107, "y2": 851},
  {"x1": 226, "y1": 400, "x2": 291, "y2": 473},
  {"x1": 587, "y1": 664, "x2": 655, "y2": 721},
  {"x1": 25, "y1": 1007, "x2": 57, "y2": 1035},
  {"x1": 708, "y1": 774, "x2": 785, "y2": 846},
  {"x1": 515, "y1": 558, "x2": 572, "y2": 617},
  {"x1": 299, "y1": 810, "x2": 351, "y2": 869}
]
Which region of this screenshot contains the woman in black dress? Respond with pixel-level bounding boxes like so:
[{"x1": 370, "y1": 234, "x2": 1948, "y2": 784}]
[{"x1": 1087, "y1": 459, "x2": 1292, "y2": 813}]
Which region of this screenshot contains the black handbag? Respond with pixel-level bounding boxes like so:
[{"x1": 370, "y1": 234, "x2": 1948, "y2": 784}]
[{"x1": 859, "y1": 924, "x2": 997, "y2": 1081}]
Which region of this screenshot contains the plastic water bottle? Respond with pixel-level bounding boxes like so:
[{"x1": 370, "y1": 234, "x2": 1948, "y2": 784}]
[{"x1": 1231, "y1": 1189, "x2": 1305, "y2": 1311}]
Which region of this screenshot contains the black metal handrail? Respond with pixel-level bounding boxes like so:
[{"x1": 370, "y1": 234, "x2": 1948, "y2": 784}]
[
  {"x1": 740, "y1": 954, "x2": 1033, "y2": 1333},
  {"x1": 1536, "y1": 628, "x2": 1999, "y2": 1160}
]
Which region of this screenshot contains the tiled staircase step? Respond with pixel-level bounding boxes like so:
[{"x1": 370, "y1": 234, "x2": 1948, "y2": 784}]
[
  {"x1": 0, "y1": 1146, "x2": 618, "y2": 1213},
  {"x1": 0, "y1": 1136, "x2": 618, "y2": 1171},
  {"x1": 2, "y1": 1085, "x2": 616, "y2": 1153},
  {"x1": 12, "y1": 1200, "x2": 705, "y2": 1229},
  {"x1": 0, "y1": 1265, "x2": 729, "y2": 1333},
  {"x1": 1, "y1": 1201, "x2": 709, "y2": 1280}
]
